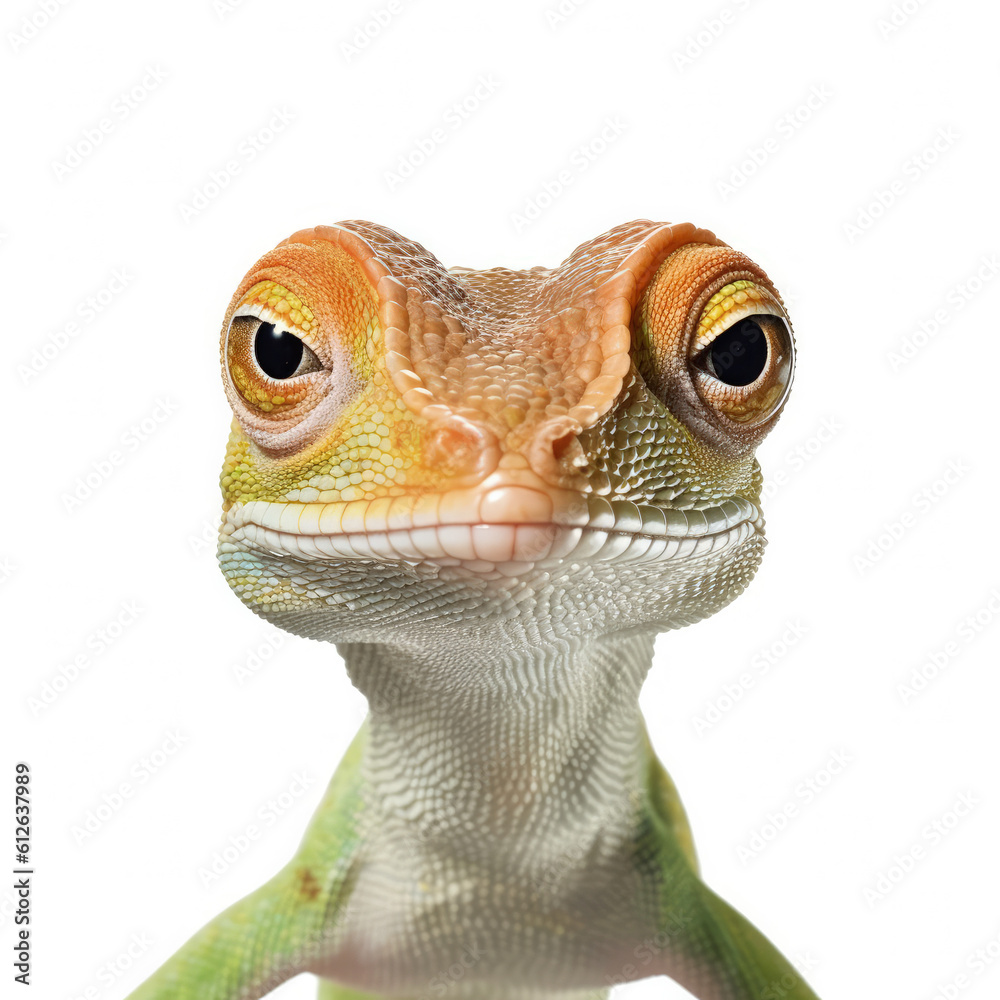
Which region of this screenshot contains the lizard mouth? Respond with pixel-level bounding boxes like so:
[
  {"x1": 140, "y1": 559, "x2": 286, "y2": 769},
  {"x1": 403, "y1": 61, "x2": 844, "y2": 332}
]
[{"x1": 222, "y1": 491, "x2": 762, "y2": 575}]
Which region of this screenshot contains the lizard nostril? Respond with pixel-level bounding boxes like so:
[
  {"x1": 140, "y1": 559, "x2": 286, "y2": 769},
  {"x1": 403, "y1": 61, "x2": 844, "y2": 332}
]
[
  {"x1": 424, "y1": 416, "x2": 500, "y2": 484},
  {"x1": 551, "y1": 431, "x2": 579, "y2": 463},
  {"x1": 526, "y1": 416, "x2": 591, "y2": 490},
  {"x1": 427, "y1": 425, "x2": 477, "y2": 470}
]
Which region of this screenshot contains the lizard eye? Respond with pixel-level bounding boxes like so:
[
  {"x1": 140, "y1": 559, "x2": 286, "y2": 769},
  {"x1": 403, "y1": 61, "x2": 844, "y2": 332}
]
[
  {"x1": 687, "y1": 281, "x2": 793, "y2": 425},
  {"x1": 633, "y1": 245, "x2": 795, "y2": 440},
  {"x1": 695, "y1": 316, "x2": 769, "y2": 386},
  {"x1": 224, "y1": 287, "x2": 325, "y2": 418},
  {"x1": 220, "y1": 252, "x2": 376, "y2": 457},
  {"x1": 253, "y1": 320, "x2": 321, "y2": 380}
]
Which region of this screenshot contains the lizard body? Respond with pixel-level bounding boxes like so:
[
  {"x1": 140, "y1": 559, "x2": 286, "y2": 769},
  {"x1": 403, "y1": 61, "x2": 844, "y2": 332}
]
[{"x1": 127, "y1": 220, "x2": 818, "y2": 1000}]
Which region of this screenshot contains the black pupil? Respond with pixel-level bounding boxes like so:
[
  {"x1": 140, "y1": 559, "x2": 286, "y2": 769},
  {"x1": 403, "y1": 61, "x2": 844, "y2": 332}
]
[
  {"x1": 709, "y1": 317, "x2": 768, "y2": 386},
  {"x1": 254, "y1": 322, "x2": 304, "y2": 379}
]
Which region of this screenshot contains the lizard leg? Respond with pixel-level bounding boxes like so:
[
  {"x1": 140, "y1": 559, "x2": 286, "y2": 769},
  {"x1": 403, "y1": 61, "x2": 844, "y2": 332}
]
[
  {"x1": 640, "y1": 746, "x2": 821, "y2": 1000},
  {"x1": 125, "y1": 725, "x2": 367, "y2": 1000}
]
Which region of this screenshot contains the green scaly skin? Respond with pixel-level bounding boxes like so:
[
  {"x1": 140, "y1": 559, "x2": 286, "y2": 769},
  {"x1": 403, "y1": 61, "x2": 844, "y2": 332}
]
[{"x1": 126, "y1": 220, "x2": 820, "y2": 1000}]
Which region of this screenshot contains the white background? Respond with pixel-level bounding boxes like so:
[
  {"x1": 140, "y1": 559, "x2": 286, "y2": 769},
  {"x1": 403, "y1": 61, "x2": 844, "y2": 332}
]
[{"x1": 4, "y1": 1, "x2": 1000, "y2": 998}]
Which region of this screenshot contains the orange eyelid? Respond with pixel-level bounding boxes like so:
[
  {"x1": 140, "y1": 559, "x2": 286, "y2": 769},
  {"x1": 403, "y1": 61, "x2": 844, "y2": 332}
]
[
  {"x1": 222, "y1": 234, "x2": 389, "y2": 376},
  {"x1": 634, "y1": 243, "x2": 766, "y2": 368},
  {"x1": 221, "y1": 237, "x2": 386, "y2": 429},
  {"x1": 220, "y1": 229, "x2": 436, "y2": 465},
  {"x1": 634, "y1": 243, "x2": 794, "y2": 436}
]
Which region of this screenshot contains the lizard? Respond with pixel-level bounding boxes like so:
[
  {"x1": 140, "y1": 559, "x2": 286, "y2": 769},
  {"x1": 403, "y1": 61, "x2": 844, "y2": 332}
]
[{"x1": 126, "y1": 219, "x2": 820, "y2": 1000}]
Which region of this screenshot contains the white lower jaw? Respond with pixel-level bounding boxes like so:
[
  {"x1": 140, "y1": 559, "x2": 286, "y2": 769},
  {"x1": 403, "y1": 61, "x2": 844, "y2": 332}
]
[{"x1": 222, "y1": 516, "x2": 760, "y2": 578}]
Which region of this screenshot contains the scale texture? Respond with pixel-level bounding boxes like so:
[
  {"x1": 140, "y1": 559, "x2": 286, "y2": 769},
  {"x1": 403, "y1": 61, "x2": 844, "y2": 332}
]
[{"x1": 126, "y1": 220, "x2": 819, "y2": 1000}]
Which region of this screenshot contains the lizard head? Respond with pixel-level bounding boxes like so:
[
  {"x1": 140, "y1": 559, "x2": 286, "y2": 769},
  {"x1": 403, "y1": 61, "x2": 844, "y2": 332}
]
[{"x1": 217, "y1": 221, "x2": 793, "y2": 648}]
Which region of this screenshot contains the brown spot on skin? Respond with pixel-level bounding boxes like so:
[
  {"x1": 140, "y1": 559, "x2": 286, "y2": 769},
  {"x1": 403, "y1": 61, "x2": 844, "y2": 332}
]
[{"x1": 296, "y1": 867, "x2": 321, "y2": 901}]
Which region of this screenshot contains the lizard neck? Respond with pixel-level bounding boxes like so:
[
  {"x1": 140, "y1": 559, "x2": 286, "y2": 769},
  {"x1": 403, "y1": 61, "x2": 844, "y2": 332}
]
[{"x1": 338, "y1": 630, "x2": 656, "y2": 866}]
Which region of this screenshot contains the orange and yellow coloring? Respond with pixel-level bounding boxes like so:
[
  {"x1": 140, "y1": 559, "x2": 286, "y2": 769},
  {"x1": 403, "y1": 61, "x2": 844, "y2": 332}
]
[
  {"x1": 220, "y1": 240, "x2": 429, "y2": 506},
  {"x1": 126, "y1": 220, "x2": 821, "y2": 1000},
  {"x1": 228, "y1": 281, "x2": 319, "y2": 413}
]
